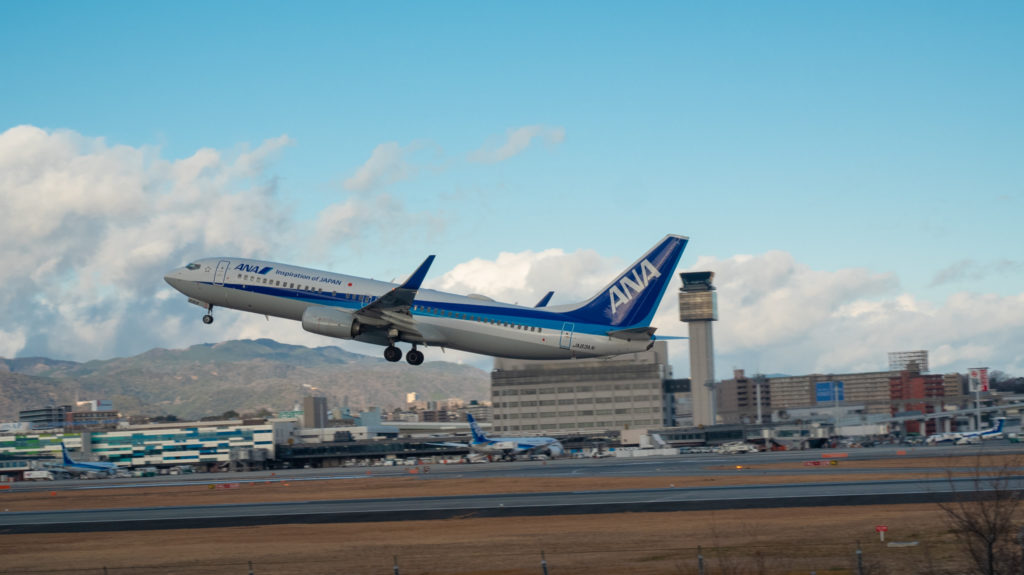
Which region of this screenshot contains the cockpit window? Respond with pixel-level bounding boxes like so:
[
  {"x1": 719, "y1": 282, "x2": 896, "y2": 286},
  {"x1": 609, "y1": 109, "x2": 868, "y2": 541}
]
[{"x1": 186, "y1": 263, "x2": 201, "y2": 271}]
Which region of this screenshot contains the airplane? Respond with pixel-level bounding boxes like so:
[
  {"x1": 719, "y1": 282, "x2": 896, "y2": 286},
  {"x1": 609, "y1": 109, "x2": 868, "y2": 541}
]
[
  {"x1": 53, "y1": 442, "x2": 119, "y2": 476},
  {"x1": 164, "y1": 234, "x2": 688, "y2": 365},
  {"x1": 433, "y1": 413, "x2": 565, "y2": 461},
  {"x1": 925, "y1": 417, "x2": 1006, "y2": 445}
]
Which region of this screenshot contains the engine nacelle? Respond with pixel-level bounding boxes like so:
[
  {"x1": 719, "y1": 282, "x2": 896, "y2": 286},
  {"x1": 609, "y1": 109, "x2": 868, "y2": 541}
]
[
  {"x1": 301, "y1": 306, "x2": 361, "y2": 340},
  {"x1": 546, "y1": 443, "x2": 565, "y2": 458}
]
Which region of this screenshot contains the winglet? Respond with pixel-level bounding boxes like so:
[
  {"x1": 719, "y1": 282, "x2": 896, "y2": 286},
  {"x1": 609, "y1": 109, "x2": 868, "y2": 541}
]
[
  {"x1": 355, "y1": 255, "x2": 435, "y2": 316},
  {"x1": 534, "y1": 291, "x2": 554, "y2": 308},
  {"x1": 401, "y1": 255, "x2": 435, "y2": 291}
]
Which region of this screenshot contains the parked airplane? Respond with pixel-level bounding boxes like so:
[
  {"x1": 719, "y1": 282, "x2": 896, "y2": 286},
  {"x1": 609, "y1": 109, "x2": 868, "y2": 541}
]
[
  {"x1": 56, "y1": 442, "x2": 119, "y2": 476},
  {"x1": 434, "y1": 413, "x2": 565, "y2": 461},
  {"x1": 925, "y1": 417, "x2": 1006, "y2": 445},
  {"x1": 165, "y1": 235, "x2": 688, "y2": 365}
]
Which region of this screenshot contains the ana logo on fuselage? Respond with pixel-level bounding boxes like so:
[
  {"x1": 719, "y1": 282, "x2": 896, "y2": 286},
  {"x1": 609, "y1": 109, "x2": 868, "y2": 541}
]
[
  {"x1": 608, "y1": 259, "x2": 661, "y2": 315},
  {"x1": 234, "y1": 263, "x2": 273, "y2": 275}
]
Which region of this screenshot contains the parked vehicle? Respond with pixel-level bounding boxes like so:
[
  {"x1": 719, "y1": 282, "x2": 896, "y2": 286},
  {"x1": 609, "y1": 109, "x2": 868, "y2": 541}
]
[{"x1": 24, "y1": 470, "x2": 55, "y2": 481}]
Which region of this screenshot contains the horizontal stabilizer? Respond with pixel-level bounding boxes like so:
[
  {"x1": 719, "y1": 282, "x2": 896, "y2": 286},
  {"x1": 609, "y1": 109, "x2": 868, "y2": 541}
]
[{"x1": 607, "y1": 327, "x2": 657, "y2": 341}]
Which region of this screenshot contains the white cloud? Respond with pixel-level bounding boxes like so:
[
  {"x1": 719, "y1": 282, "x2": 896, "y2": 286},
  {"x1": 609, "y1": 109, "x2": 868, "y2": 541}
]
[
  {"x1": 0, "y1": 125, "x2": 295, "y2": 360},
  {"x1": 430, "y1": 245, "x2": 1024, "y2": 376},
  {"x1": 467, "y1": 125, "x2": 565, "y2": 164},
  {"x1": 342, "y1": 139, "x2": 448, "y2": 192},
  {"x1": 0, "y1": 328, "x2": 26, "y2": 358},
  {"x1": 652, "y1": 252, "x2": 1024, "y2": 376},
  {"x1": 5, "y1": 125, "x2": 1024, "y2": 378},
  {"x1": 930, "y1": 258, "x2": 1023, "y2": 287},
  {"x1": 343, "y1": 142, "x2": 412, "y2": 191},
  {"x1": 429, "y1": 247, "x2": 617, "y2": 306},
  {"x1": 0, "y1": 126, "x2": 455, "y2": 362}
]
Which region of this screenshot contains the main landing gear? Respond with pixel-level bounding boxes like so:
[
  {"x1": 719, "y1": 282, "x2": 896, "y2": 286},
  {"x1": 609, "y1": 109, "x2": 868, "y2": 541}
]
[
  {"x1": 202, "y1": 304, "x2": 214, "y2": 325},
  {"x1": 383, "y1": 344, "x2": 424, "y2": 366}
]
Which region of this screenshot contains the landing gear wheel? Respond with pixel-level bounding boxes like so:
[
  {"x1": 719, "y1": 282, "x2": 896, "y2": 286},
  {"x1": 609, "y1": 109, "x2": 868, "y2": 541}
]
[
  {"x1": 202, "y1": 314, "x2": 214, "y2": 325},
  {"x1": 384, "y1": 345, "x2": 402, "y2": 362},
  {"x1": 406, "y1": 349, "x2": 424, "y2": 366}
]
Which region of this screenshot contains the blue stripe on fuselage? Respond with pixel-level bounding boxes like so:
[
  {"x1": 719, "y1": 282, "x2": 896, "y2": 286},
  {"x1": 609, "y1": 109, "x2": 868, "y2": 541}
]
[{"x1": 203, "y1": 281, "x2": 627, "y2": 336}]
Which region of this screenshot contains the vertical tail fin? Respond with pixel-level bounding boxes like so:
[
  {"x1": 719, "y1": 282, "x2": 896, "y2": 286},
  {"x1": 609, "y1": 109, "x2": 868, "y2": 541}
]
[
  {"x1": 466, "y1": 413, "x2": 489, "y2": 443},
  {"x1": 566, "y1": 234, "x2": 688, "y2": 327},
  {"x1": 61, "y1": 442, "x2": 74, "y2": 465}
]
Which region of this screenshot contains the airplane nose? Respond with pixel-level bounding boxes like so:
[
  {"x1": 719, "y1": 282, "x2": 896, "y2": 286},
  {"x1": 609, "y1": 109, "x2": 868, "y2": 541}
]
[{"x1": 164, "y1": 270, "x2": 185, "y2": 291}]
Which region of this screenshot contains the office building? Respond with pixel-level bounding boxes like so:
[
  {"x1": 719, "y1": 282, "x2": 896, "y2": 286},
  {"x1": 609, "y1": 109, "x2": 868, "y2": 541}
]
[{"x1": 492, "y1": 342, "x2": 674, "y2": 434}]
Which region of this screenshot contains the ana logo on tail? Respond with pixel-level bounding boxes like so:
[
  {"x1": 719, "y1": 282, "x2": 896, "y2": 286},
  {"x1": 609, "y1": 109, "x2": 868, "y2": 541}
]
[
  {"x1": 466, "y1": 413, "x2": 489, "y2": 443},
  {"x1": 608, "y1": 259, "x2": 661, "y2": 315}
]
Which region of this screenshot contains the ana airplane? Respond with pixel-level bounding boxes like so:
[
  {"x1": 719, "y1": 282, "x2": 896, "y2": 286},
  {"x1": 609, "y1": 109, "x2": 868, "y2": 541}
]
[
  {"x1": 925, "y1": 417, "x2": 1006, "y2": 445},
  {"x1": 164, "y1": 234, "x2": 688, "y2": 365},
  {"x1": 434, "y1": 413, "x2": 565, "y2": 461},
  {"x1": 56, "y1": 442, "x2": 119, "y2": 476}
]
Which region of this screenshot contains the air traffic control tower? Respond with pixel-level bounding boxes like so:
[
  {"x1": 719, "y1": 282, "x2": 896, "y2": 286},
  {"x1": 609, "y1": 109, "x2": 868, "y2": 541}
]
[{"x1": 679, "y1": 272, "x2": 718, "y2": 426}]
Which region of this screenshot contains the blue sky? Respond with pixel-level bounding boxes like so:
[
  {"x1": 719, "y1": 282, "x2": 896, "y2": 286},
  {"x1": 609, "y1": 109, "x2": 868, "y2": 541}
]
[{"x1": 1, "y1": 2, "x2": 1022, "y2": 376}]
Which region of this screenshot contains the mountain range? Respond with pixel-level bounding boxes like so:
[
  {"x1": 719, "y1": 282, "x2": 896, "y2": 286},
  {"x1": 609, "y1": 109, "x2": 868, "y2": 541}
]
[{"x1": 0, "y1": 339, "x2": 490, "y2": 421}]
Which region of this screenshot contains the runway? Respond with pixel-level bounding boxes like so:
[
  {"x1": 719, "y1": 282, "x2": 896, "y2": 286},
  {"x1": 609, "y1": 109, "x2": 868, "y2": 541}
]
[{"x1": 3, "y1": 443, "x2": 1022, "y2": 534}]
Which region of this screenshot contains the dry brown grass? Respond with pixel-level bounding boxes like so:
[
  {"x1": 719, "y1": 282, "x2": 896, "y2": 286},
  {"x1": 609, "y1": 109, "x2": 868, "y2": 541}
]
[{"x1": 0, "y1": 453, "x2": 1019, "y2": 574}]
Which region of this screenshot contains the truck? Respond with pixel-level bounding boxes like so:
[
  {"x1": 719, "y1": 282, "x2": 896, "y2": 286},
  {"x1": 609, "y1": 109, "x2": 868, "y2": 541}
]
[{"x1": 24, "y1": 470, "x2": 55, "y2": 481}]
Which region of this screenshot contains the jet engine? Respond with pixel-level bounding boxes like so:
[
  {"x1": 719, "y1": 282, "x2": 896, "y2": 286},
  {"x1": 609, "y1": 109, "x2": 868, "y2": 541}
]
[
  {"x1": 301, "y1": 306, "x2": 361, "y2": 340},
  {"x1": 545, "y1": 443, "x2": 565, "y2": 457}
]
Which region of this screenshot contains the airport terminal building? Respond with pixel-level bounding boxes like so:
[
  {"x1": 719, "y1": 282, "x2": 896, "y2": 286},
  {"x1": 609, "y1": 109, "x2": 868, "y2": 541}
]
[{"x1": 490, "y1": 341, "x2": 690, "y2": 433}]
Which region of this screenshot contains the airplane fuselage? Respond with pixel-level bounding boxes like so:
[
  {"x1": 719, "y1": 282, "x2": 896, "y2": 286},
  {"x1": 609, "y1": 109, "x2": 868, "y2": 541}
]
[
  {"x1": 469, "y1": 437, "x2": 565, "y2": 459},
  {"x1": 165, "y1": 258, "x2": 655, "y2": 360}
]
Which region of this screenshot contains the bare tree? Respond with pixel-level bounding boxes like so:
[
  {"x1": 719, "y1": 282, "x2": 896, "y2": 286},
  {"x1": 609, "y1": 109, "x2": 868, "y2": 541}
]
[{"x1": 938, "y1": 454, "x2": 1024, "y2": 574}]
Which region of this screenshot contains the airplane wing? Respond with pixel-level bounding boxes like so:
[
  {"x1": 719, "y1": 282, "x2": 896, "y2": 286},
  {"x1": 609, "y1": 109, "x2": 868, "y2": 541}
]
[
  {"x1": 351, "y1": 255, "x2": 435, "y2": 337},
  {"x1": 426, "y1": 442, "x2": 470, "y2": 448},
  {"x1": 520, "y1": 439, "x2": 559, "y2": 453}
]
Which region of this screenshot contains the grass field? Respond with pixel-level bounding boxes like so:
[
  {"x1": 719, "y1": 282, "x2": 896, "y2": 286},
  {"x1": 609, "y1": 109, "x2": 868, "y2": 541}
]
[{"x1": 1, "y1": 453, "x2": 1020, "y2": 574}]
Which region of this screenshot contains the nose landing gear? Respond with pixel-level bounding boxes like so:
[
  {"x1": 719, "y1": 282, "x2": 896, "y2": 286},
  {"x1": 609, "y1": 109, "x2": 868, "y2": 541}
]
[{"x1": 202, "y1": 304, "x2": 214, "y2": 325}]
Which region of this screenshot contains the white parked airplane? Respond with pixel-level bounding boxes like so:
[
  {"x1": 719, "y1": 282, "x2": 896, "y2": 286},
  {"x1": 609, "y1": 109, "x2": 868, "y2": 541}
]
[
  {"x1": 434, "y1": 413, "x2": 565, "y2": 461},
  {"x1": 164, "y1": 235, "x2": 688, "y2": 365},
  {"x1": 55, "y1": 442, "x2": 119, "y2": 476},
  {"x1": 925, "y1": 417, "x2": 1006, "y2": 445}
]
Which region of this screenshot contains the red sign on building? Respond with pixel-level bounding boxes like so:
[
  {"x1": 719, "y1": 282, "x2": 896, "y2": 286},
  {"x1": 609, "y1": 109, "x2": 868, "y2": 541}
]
[{"x1": 969, "y1": 368, "x2": 990, "y2": 392}]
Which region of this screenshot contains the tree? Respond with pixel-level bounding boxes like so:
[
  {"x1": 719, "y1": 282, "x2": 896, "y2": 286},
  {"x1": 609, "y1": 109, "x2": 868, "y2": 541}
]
[{"x1": 938, "y1": 454, "x2": 1024, "y2": 574}]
